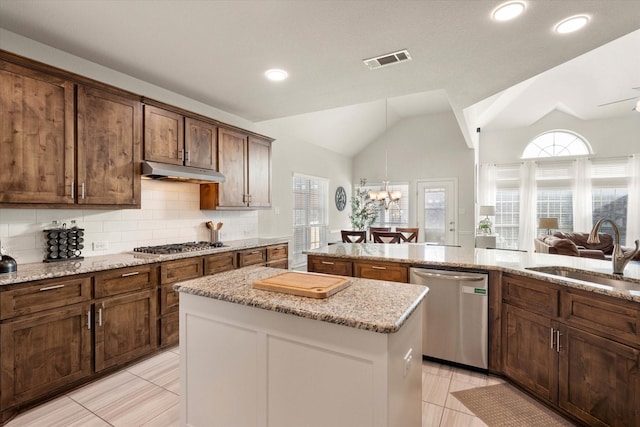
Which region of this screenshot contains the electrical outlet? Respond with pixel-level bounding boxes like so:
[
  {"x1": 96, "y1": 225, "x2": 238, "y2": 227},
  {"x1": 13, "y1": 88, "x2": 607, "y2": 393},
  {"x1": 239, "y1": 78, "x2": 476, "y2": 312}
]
[{"x1": 93, "y1": 241, "x2": 109, "y2": 251}]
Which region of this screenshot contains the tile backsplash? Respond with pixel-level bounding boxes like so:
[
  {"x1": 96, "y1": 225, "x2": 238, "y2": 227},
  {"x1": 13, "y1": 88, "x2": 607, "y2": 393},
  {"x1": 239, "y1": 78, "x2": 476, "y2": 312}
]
[{"x1": 0, "y1": 180, "x2": 258, "y2": 264}]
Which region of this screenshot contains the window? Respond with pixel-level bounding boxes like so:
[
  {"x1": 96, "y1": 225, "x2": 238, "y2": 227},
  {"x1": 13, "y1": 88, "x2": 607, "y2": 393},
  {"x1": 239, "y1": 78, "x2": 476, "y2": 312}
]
[
  {"x1": 357, "y1": 182, "x2": 410, "y2": 228},
  {"x1": 536, "y1": 161, "x2": 573, "y2": 234},
  {"x1": 522, "y1": 130, "x2": 591, "y2": 159},
  {"x1": 292, "y1": 174, "x2": 329, "y2": 267},
  {"x1": 494, "y1": 165, "x2": 520, "y2": 249}
]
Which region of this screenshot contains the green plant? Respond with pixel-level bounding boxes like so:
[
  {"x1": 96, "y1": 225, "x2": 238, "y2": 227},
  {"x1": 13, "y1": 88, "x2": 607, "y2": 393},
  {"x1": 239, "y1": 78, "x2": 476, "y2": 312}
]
[{"x1": 349, "y1": 178, "x2": 378, "y2": 231}]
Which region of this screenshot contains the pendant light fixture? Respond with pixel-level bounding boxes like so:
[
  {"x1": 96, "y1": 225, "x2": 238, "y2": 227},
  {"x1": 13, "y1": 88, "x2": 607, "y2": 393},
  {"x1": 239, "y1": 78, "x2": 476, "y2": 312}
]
[{"x1": 369, "y1": 99, "x2": 401, "y2": 210}]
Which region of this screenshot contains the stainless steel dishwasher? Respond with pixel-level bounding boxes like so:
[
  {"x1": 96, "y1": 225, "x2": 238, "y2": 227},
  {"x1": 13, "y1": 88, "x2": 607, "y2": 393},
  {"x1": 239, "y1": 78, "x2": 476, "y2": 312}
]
[{"x1": 409, "y1": 267, "x2": 488, "y2": 370}]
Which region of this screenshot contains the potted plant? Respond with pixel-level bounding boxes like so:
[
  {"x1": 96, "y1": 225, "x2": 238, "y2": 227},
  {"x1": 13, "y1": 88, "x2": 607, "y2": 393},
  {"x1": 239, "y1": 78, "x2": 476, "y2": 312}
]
[{"x1": 349, "y1": 178, "x2": 378, "y2": 231}]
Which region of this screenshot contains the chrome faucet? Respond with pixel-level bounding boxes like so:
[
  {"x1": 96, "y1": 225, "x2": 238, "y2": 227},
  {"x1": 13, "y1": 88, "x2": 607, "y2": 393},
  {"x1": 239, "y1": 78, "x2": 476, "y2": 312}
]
[{"x1": 588, "y1": 218, "x2": 640, "y2": 275}]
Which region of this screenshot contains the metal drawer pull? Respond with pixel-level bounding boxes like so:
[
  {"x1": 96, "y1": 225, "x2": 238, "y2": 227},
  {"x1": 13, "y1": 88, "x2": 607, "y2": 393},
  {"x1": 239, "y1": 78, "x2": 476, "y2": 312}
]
[
  {"x1": 121, "y1": 271, "x2": 140, "y2": 277},
  {"x1": 371, "y1": 266, "x2": 387, "y2": 270},
  {"x1": 555, "y1": 330, "x2": 562, "y2": 353},
  {"x1": 550, "y1": 328, "x2": 555, "y2": 349},
  {"x1": 81, "y1": 182, "x2": 86, "y2": 199},
  {"x1": 250, "y1": 251, "x2": 261, "y2": 254},
  {"x1": 70, "y1": 181, "x2": 75, "y2": 199},
  {"x1": 87, "y1": 310, "x2": 91, "y2": 330},
  {"x1": 321, "y1": 261, "x2": 335, "y2": 265},
  {"x1": 98, "y1": 308, "x2": 103, "y2": 326},
  {"x1": 39, "y1": 284, "x2": 65, "y2": 291},
  {"x1": 412, "y1": 270, "x2": 485, "y2": 281}
]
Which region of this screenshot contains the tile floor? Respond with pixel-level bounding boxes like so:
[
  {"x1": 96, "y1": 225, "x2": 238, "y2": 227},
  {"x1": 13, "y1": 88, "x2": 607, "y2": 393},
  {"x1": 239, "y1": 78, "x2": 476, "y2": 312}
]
[{"x1": 5, "y1": 347, "x2": 553, "y2": 427}]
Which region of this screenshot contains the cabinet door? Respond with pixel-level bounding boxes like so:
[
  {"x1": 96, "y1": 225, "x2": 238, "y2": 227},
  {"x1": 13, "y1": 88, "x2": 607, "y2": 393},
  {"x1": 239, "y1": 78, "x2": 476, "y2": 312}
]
[
  {"x1": 77, "y1": 86, "x2": 142, "y2": 206},
  {"x1": 144, "y1": 105, "x2": 184, "y2": 165},
  {"x1": 0, "y1": 304, "x2": 92, "y2": 409},
  {"x1": 217, "y1": 127, "x2": 248, "y2": 207},
  {"x1": 185, "y1": 117, "x2": 217, "y2": 170},
  {"x1": 247, "y1": 136, "x2": 271, "y2": 207},
  {"x1": 502, "y1": 303, "x2": 558, "y2": 403},
  {"x1": 0, "y1": 61, "x2": 74, "y2": 204},
  {"x1": 95, "y1": 289, "x2": 158, "y2": 371},
  {"x1": 354, "y1": 261, "x2": 408, "y2": 282},
  {"x1": 237, "y1": 248, "x2": 267, "y2": 267},
  {"x1": 559, "y1": 326, "x2": 640, "y2": 427}
]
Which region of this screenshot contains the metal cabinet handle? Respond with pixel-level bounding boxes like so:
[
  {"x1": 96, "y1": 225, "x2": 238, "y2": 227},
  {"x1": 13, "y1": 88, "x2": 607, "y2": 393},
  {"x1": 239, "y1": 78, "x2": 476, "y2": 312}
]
[
  {"x1": 81, "y1": 182, "x2": 86, "y2": 199},
  {"x1": 87, "y1": 310, "x2": 91, "y2": 330},
  {"x1": 250, "y1": 250, "x2": 261, "y2": 254},
  {"x1": 321, "y1": 261, "x2": 335, "y2": 265},
  {"x1": 121, "y1": 271, "x2": 140, "y2": 277},
  {"x1": 550, "y1": 328, "x2": 555, "y2": 349},
  {"x1": 179, "y1": 150, "x2": 184, "y2": 160},
  {"x1": 71, "y1": 181, "x2": 75, "y2": 199},
  {"x1": 371, "y1": 266, "x2": 387, "y2": 270},
  {"x1": 555, "y1": 330, "x2": 562, "y2": 353},
  {"x1": 98, "y1": 308, "x2": 103, "y2": 326},
  {"x1": 39, "y1": 284, "x2": 65, "y2": 291},
  {"x1": 412, "y1": 270, "x2": 485, "y2": 281},
  {"x1": 185, "y1": 150, "x2": 190, "y2": 161}
]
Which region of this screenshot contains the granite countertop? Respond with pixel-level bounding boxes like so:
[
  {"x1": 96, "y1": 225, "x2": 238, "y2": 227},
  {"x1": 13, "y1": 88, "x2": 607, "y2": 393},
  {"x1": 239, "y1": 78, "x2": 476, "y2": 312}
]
[
  {"x1": 305, "y1": 243, "x2": 640, "y2": 303},
  {"x1": 174, "y1": 266, "x2": 429, "y2": 334},
  {"x1": 0, "y1": 237, "x2": 289, "y2": 286}
]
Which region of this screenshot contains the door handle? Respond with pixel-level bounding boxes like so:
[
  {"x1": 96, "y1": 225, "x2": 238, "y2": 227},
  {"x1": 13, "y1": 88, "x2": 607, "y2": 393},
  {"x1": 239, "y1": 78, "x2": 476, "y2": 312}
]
[
  {"x1": 98, "y1": 308, "x2": 103, "y2": 327},
  {"x1": 555, "y1": 330, "x2": 562, "y2": 353},
  {"x1": 87, "y1": 310, "x2": 91, "y2": 330},
  {"x1": 412, "y1": 270, "x2": 485, "y2": 281}
]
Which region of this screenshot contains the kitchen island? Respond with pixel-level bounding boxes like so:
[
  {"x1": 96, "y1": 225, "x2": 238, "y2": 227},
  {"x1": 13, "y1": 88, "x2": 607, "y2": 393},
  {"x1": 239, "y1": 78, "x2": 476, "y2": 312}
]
[{"x1": 174, "y1": 266, "x2": 428, "y2": 427}]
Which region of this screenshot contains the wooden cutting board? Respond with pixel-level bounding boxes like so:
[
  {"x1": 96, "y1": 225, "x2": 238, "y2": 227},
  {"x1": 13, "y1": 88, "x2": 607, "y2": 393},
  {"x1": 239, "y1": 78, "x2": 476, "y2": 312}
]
[{"x1": 252, "y1": 271, "x2": 351, "y2": 298}]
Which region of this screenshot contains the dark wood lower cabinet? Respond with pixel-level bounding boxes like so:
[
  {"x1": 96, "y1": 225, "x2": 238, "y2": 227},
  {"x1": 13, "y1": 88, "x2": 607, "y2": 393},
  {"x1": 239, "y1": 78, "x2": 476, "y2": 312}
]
[
  {"x1": 95, "y1": 289, "x2": 158, "y2": 372},
  {"x1": 559, "y1": 326, "x2": 639, "y2": 427},
  {"x1": 0, "y1": 303, "x2": 92, "y2": 409},
  {"x1": 502, "y1": 303, "x2": 557, "y2": 402}
]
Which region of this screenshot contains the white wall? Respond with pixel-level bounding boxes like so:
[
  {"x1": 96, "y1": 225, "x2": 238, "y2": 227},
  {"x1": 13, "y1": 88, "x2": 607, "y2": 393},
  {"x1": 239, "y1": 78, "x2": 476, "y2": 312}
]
[
  {"x1": 255, "y1": 121, "x2": 353, "y2": 243},
  {"x1": 479, "y1": 109, "x2": 640, "y2": 163},
  {"x1": 352, "y1": 112, "x2": 476, "y2": 248}
]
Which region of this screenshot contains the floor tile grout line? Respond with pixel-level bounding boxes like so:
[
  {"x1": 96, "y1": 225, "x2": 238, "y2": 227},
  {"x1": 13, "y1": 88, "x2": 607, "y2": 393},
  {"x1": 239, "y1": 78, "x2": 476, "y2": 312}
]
[{"x1": 63, "y1": 394, "x2": 115, "y2": 427}]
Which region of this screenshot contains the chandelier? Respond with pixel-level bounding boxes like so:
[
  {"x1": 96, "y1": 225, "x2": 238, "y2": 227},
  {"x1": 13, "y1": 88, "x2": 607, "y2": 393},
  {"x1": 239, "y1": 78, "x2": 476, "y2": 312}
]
[
  {"x1": 368, "y1": 99, "x2": 401, "y2": 210},
  {"x1": 369, "y1": 179, "x2": 401, "y2": 210}
]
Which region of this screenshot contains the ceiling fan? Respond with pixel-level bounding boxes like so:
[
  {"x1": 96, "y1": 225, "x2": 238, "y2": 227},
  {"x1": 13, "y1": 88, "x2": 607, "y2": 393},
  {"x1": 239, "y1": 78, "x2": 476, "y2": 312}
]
[{"x1": 598, "y1": 87, "x2": 640, "y2": 111}]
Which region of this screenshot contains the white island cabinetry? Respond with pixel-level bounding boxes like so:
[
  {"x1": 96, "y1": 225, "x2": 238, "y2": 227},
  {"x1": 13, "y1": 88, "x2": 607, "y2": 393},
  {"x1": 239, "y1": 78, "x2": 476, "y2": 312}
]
[{"x1": 176, "y1": 267, "x2": 427, "y2": 427}]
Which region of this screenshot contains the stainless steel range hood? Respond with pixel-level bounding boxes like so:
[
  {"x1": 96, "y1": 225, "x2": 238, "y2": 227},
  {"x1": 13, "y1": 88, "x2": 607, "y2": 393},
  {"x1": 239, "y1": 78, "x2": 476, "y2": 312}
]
[{"x1": 141, "y1": 161, "x2": 225, "y2": 184}]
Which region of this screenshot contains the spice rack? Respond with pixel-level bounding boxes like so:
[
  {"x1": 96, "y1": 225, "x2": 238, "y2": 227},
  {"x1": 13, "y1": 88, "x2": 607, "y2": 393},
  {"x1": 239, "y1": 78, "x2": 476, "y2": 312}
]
[{"x1": 43, "y1": 223, "x2": 85, "y2": 263}]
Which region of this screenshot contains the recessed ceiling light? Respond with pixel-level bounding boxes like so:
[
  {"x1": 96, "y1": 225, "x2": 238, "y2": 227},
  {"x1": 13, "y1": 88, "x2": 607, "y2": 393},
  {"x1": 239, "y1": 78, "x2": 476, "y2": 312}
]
[
  {"x1": 492, "y1": 1, "x2": 526, "y2": 21},
  {"x1": 265, "y1": 69, "x2": 288, "y2": 81},
  {"x1": 555, "y1": 15, "x2": 589, "y2": 34}
]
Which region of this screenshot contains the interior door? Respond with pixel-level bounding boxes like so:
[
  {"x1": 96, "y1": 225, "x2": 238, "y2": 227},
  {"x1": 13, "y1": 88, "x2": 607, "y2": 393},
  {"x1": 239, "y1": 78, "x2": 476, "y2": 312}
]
[{"x1": 417, "y1": 179, "x2": 457, "y2": 245}]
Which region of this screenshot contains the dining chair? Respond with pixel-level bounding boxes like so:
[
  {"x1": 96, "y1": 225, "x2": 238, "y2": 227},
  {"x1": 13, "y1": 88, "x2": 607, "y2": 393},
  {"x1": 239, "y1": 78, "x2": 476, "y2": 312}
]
[
  {"x1": 341, "y1": 230, "x2": 366, "y2": 243},
  {"x1": 396, "y1": 227, "x2": 419, "y2": 243},
  {"x1": 371, "y1": 231, "x2": 402, "y2": 244},
  {"x1": 369, "y1": 227, "x2": 391, "y2": 241}
]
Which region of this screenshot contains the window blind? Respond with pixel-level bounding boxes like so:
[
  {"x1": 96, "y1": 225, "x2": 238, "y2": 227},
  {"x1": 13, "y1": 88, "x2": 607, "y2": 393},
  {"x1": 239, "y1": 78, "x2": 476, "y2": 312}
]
[{"x1": 292, "y1": 174, "x2": 329, "y2": 267}]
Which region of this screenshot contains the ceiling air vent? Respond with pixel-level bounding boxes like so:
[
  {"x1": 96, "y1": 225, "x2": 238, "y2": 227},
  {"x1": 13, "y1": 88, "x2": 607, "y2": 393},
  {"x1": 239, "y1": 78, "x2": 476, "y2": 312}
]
[{"x1": 363, "y1": 49, "x2": 412, "y2": 70}]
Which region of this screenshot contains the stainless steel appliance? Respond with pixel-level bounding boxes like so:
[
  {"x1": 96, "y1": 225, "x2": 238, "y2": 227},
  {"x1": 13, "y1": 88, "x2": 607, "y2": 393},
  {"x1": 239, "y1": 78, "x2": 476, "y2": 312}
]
[
  {"x1": 133, "y1": 241, "x2": 225, "y2": 254},
  {"x1": 409, "y1": 267, "x2": 488, "y2": 370}
]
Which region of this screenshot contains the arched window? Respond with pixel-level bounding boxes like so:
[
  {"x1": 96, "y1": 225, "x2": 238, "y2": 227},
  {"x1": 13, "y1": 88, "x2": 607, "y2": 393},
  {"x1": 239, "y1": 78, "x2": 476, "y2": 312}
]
[{"x1": 522, "y1": 130, "x2": 591, "y2": 159}]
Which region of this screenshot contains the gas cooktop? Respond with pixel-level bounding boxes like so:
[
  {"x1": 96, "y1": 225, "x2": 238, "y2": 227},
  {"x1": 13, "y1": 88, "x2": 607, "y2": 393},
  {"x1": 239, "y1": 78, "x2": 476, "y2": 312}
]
[{"x1": 133, "y1": 241, "x2": 226, "y2": 254}]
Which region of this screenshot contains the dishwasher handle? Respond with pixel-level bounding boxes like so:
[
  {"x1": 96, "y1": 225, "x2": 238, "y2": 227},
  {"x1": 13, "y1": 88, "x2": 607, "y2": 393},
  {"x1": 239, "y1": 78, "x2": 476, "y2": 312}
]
[{"x1": 411, "y1": 270, "x2": 486, "y2": 282}]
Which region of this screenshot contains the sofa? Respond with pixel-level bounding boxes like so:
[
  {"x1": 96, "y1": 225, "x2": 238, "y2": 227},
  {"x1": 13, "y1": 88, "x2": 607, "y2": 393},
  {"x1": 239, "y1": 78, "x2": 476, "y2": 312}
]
[{"x1": 534, "y1": 232, "x2": 640, "y2": 261}]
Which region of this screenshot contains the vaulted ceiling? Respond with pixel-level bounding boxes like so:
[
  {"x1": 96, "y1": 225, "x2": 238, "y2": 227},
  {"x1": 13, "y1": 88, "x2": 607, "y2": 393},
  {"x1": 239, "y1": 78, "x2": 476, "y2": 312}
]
[{"x1": 1, "y1": 0, "x2": 638, "y2": 155}]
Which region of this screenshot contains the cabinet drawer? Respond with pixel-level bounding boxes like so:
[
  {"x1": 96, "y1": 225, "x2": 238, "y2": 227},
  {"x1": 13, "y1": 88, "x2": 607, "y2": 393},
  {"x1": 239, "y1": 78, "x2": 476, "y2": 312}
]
[
  {"x1": 94, "y1": 265, "x2": 156, "y2": 298},
  {"x1": 238, "y1": 248, "x2": 267, "y2": 267},
  {"x1": 502, "y1": 274, "x2": 559, "y2": 317},
  {"x1": 161, "y1": 257, "x2": 203, "y2": 285},
  {"x1": 267, "y1": 259, "x2": 288, "y2": 269},
  {"x1": 561, "y1": 289, "x2": 640, "y2": 346},
  {"x1": 307, "y1": 256, "x2": 353, "y2": 277},
  {"x1": 267, "y1": 244, "x2": 288, "y2": 261},
  {"x1": 0, "y1": 277, "x2": 92, "y2": 320},
  {"x1": 204, "y1": 252, "x2": 237, "y2": 275},
  {"x1": 354, "y1": 261, "x2": 408, "y2": 283}
]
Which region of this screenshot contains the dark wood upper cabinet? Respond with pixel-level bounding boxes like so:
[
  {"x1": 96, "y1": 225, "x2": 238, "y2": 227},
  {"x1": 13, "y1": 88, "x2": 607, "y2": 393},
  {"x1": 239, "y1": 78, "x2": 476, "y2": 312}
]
[
  {"x1": 208, "y1": 128, "x2": 272, "y2": 209},
  {"x1": 0, "y1": 60, "x2": 75, "y2": 205},
  {"x1": 143, "y1": 105, "x2": 184, "y2": 166},
  {"x1": 77, "y1": 86, "x2": 142, "y2": 206},
  {"x1": 185, "y1": 117, "x2": 217, "y2": 170},
  {"x1": 144, "y1": 106, "x2": 218, "y2": 171}
]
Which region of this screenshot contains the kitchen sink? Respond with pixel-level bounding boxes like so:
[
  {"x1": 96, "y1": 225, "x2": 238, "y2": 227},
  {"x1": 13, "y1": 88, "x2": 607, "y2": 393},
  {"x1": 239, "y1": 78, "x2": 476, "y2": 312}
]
[{"x1": 526, "y1": 266, "x2": 640, "y2": 292}]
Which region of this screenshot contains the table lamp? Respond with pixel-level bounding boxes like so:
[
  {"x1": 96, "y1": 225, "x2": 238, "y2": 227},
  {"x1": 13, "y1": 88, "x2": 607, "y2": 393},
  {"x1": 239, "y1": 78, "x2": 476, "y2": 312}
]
[{"x1": 539, "y1": 217, "x2": 559, "y2": 235}]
